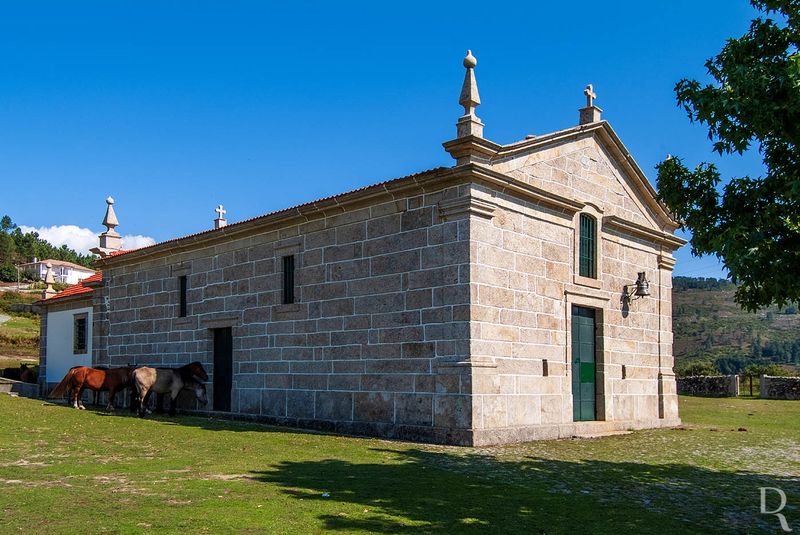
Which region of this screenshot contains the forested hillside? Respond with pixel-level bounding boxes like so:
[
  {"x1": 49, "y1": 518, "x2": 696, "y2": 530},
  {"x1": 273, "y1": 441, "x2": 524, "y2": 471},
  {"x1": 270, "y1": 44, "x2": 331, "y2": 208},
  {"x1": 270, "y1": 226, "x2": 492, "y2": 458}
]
[
  {"x1": 672, "y1": 276, "x2": 800, "y2": 375},
  {"x1": 0, "y1": 215, "x2": 95, "y2": 281}
]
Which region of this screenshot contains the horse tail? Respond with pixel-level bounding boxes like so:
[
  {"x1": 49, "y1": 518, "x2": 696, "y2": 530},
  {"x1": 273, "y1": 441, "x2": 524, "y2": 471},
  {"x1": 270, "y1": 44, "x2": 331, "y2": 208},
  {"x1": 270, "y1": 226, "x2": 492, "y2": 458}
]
[{"x1": 48, "y1": 369, "x2": 77, "y2": 399}]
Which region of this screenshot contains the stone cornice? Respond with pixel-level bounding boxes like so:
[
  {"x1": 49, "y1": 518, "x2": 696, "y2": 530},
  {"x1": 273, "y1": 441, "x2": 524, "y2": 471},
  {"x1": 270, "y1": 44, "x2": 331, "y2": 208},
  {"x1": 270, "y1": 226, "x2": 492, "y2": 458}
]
[
  {"x1": 97, "y1": 156, "x2": 683, "y2": 269},
  {"x1": 98, "y1": 167, "x2": 467, "y2": 268},
  {"x1": 37, "y1": 292, "x2": 94, "y2": 307},
  {"x1": 442, "y1": 135, "x2": 502, "y2": 165},
  {"x1": 437, "y1": 196, "x2": 496, "y2": 221},
  {"x1": 467, "y1": 164, "x2": 585, "y2": 213},
  {"x1": 98, "y1": 162, "x2": 583, "y2": 268},
  {"x1": 657, "y1": 254, "x2": 678, "y2": 271},
  {"x1": 603, "y1": 215, "x2": 687, "y2": 250}
]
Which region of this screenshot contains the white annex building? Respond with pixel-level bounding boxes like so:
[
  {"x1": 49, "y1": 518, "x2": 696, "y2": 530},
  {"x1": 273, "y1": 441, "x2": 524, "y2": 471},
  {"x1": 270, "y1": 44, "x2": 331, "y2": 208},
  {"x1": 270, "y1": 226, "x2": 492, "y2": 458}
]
[
  {"x1": 18, "y1": 258, "x2": 95, "y2": 285},
  {"x1": 40, "y1": 52, "x2": 686, "y2": 445}
]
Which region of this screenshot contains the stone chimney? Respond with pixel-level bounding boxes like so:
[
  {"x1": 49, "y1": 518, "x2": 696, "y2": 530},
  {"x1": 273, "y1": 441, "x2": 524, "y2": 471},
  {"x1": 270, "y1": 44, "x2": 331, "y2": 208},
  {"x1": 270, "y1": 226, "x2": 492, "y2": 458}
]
[
  {"x1": 42, "y1": 262, "x2": 56, "y2": 299},
  {"x1": 214, "y1": 204, "x2": 227, "y2": 229},
  {"x1": 91, "y1": 196, "x2": 123, "y2": 258},
  {"x1": 579, "y1": 84, "x2": 602, "y2": 125}
]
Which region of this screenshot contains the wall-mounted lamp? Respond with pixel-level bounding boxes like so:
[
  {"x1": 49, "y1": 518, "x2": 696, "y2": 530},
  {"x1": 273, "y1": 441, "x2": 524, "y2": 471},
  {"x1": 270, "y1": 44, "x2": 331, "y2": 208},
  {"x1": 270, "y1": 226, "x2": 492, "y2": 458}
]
[{"x1": 623, "y1": 272, "x2": 650, "y2": 305}]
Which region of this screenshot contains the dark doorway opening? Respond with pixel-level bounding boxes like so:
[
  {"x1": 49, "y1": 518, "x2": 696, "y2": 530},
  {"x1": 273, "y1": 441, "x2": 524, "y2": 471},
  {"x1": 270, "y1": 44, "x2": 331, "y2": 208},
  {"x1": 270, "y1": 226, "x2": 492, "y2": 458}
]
[{"x1": 213, "y1": 327, "x2": 233, "y2": 412}]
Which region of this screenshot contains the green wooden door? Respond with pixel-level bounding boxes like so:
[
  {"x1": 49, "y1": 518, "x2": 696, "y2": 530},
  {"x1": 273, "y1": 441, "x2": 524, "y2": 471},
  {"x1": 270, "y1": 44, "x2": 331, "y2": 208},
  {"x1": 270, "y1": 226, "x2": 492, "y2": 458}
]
[{"x1": 572, "y1": 306, "x2": 596, "y2": 421}]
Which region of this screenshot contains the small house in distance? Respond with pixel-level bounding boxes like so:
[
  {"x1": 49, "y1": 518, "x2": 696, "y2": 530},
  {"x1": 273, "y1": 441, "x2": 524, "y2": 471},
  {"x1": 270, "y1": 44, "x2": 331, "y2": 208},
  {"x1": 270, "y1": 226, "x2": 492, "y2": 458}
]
[
  {"x1": 18, "y1": 258, "x2": 95, "y2": 285},
  {"x1": 45, "y1": 52, "x2": 686, "y2": 445}
]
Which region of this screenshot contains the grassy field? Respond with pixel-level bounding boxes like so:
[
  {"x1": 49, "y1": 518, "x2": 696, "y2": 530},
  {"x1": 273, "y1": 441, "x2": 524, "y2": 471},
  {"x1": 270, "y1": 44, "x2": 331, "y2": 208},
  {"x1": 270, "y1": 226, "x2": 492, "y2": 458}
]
[
  {"x1": 0, "y1": 291, "x2": 40, "y2": 363},
  {"x1": 0, "y1": 396, "x2": 798, "y2": 534},
  {"x1": 0, "y1": 313, "x2": 39, "y2": 362}
]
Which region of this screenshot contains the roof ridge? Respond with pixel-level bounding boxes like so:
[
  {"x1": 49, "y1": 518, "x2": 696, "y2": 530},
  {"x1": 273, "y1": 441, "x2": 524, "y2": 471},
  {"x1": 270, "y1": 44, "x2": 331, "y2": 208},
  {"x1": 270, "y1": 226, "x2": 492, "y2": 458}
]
[{"x1": 100, "y1": 166, "x2": 450, "y2": 262}]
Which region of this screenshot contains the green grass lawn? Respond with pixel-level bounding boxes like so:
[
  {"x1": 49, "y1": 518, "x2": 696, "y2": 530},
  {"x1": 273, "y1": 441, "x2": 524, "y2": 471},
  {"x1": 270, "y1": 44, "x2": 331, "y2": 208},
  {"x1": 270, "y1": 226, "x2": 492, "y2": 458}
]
[
  {"x1": 0, "y1": 313, "x2": 39, "y2": 361},
  {"x1": 0, "y1": 396, "x2": 798, "y2": 534}
]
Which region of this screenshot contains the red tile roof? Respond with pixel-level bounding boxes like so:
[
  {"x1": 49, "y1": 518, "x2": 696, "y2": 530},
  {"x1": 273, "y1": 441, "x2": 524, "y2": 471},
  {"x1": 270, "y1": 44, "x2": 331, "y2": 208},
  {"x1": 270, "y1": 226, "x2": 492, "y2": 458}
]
[
  {"x1": 101, "y1": 167, "x2": 449, "y2": 262},
  {"x1": 42, "y1": 271, "x2": 102, "y2": 302}
]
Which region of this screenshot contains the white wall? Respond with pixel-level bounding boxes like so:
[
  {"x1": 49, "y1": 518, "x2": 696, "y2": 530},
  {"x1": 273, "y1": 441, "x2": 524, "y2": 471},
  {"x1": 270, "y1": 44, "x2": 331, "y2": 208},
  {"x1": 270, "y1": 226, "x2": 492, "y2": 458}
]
[
  {"x1": 64, "y1": 269, "x2": 94, "y2": 285},
  {"x1": 46, "y1": 306, "x2": 92, "y2": 382}
]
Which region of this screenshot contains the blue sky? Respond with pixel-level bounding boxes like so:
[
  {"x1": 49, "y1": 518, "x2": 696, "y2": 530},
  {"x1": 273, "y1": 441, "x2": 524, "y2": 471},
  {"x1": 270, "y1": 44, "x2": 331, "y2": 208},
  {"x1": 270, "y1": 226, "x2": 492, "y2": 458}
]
[{"x1": 0, "y1": 1, "x2": 766, "y2": 277}]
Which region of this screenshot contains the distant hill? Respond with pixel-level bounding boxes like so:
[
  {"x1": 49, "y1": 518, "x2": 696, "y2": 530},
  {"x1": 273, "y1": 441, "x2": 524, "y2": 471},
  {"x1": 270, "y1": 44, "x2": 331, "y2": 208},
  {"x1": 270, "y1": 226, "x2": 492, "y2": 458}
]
[{"x1": 672, "y1": 276, "x2": 800, "y2": 374}]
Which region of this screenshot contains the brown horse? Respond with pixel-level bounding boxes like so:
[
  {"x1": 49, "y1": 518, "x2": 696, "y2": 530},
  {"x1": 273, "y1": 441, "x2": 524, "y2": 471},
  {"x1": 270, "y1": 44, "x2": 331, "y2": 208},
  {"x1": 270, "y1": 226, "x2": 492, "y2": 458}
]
[
  {"x1": 19, "y1": 364, "x2": 37, "y2": 384},
  {"x1": 2, "y1": 364, "x2": 37, "y2": 383},
  {"x1": 133, "y1": 361, "x2": 208, "y2": 417},
  {"x1": 49, "y1": 366, "x2": 135, "y2": 410}
]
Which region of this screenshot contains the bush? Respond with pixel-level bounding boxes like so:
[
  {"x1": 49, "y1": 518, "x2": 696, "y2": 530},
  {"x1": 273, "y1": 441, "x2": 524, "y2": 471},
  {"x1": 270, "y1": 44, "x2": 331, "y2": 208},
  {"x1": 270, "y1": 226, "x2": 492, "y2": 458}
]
[
  {"x1": 714, "y1": 356, "x2": 750, "y2": 375},
  {"x1": 18, "y1": 269, "x2": 39, "y2": 282},
  {"x1": 743, "y1": 363, "x2": 790, "y2": 377},
  {"x1": 0, "y1": 292, "x2": 38, "y2": 314},
  {"x1": 0, "y1": 264, "x2": 16, "y2": 282},
  {"x1": 676, "y1": 361, "x2": 718, "y2": 377}
]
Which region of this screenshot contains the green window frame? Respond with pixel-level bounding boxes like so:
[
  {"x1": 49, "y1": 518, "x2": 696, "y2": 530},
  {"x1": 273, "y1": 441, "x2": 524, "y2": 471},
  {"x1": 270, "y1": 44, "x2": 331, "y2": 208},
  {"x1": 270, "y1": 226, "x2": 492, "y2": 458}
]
[{"x1": 579, "y1": 214, "x2": 597, "y2": 279}]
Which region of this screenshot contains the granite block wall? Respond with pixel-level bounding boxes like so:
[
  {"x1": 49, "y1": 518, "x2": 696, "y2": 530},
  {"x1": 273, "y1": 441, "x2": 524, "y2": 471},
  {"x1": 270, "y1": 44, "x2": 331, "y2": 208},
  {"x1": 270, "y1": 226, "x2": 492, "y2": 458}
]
[{"x1": 100, "y1": 182, "x2": 477, "y2": 443}]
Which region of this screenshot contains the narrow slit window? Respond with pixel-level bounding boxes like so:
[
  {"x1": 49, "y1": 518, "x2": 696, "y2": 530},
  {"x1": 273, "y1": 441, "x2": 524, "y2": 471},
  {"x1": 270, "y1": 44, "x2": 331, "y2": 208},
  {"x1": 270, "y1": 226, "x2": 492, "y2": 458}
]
[
  {"x1": 73, "y1": 314, "x2": 87, "y2": 354},
  {"x1": 282, "y1": 255, "x2": 295, "y2": 304},
  {"x1": 579, "y1": 214, "x2": 597, "y2": 279},
  {"x1": 178, "y1": 275, "x2": 188, "y2": 317}
]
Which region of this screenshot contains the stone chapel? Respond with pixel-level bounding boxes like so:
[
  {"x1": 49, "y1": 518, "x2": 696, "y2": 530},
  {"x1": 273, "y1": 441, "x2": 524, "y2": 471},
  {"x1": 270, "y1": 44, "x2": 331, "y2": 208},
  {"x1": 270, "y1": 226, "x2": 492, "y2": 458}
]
[{"x1": 40, "y1": 51, "x2": 686, "y2": 445}]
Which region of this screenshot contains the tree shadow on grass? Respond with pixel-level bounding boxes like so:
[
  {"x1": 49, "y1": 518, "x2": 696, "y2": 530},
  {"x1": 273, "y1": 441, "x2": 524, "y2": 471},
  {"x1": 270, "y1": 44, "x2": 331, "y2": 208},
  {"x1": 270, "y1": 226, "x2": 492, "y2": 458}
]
[{"x1": 250, "y1": 448, "x2": 800, "y2": 534}]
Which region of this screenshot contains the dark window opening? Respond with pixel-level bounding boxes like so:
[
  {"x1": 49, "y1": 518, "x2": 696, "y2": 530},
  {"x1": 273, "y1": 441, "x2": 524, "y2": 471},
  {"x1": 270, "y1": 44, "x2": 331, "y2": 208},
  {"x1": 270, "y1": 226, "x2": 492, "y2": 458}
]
[
  {"x1": 579, "y1": 214, "x2": 597, "y2": 279},
  {"x1": 73, "y1": 315, "x2": 87, "y2": 354},
  {"x1": 282, "y1": 255, "x2": 295, "y2": 304},
  {"x1": 179, "y1": 275, "x2": 188, "y2": 317}
]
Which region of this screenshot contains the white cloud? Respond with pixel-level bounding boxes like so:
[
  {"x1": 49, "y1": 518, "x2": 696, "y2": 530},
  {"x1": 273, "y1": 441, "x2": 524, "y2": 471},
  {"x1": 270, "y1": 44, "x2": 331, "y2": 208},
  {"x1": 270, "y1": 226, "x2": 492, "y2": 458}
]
[
  {"x1": 120, "y1": 234, "x2": 158, "y2": 251},
  {"x1": 19, "y1": 225, "x2": 156, "y2": 255}
]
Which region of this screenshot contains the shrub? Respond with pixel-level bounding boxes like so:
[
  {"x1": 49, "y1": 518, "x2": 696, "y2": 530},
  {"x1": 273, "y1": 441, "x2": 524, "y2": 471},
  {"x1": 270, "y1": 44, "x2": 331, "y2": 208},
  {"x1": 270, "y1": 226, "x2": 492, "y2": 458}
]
[
  {"x1": 0, "y1": 264, "x2": 16, "y2": 282},
  {"x1": 676, "y1": 361, "x2": 718, "y2": 377},
  {"x1": 18, "y1": 269, "x2": 39, "y2": 282},
  {"x1": 0, "y1": 292, "x2": 38, "y2": 314},
  {"x1": 743, "y1": 363, "x2": 789, "y2": 377}
]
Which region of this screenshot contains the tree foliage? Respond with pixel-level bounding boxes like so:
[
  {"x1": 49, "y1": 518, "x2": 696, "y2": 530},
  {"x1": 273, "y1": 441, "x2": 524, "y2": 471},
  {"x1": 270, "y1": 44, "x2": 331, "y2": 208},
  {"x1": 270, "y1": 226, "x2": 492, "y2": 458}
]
[
  {"x1": 676, "y1": 361, "x2": 719, "y2": 377},
  {"x1": 657, "y1": 0, "x2": 800, "y2": 311}
]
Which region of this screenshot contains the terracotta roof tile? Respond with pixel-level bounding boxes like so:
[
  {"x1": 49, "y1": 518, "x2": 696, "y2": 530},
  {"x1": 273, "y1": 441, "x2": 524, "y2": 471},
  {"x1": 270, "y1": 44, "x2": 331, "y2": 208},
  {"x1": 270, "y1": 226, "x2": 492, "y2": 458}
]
[{"x1": 42, "y1": 271, "x2": 102, "y2": 302}]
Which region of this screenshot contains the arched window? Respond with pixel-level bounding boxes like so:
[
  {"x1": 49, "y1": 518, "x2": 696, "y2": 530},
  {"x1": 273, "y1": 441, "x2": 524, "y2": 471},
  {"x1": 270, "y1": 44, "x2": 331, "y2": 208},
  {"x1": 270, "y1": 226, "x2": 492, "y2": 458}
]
[{"x1": 579, "y1": 214, "x2": 597, "y2": 279}]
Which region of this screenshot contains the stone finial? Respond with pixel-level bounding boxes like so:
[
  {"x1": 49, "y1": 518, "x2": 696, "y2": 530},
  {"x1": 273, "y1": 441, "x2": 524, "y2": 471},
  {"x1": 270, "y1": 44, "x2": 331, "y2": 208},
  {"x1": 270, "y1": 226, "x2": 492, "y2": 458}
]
[
  {"x1": 579, "y1": 83, "x2": 603, "y2": 125},
  {"x1": 456, "y1": 50, "x2": 484, "y2": 138},
  {"x1": 91, "y1": 196, "x2": 123, "y2": 257},
  {"x1": 102, "y1": 196, "x2": 119, "y2": 231},
  {"x1": 42, "y1": 262, "x2": 56, "y2": 299},
  {"x1": 214, "y1": 204, "x2": 227, "y2": 229}
]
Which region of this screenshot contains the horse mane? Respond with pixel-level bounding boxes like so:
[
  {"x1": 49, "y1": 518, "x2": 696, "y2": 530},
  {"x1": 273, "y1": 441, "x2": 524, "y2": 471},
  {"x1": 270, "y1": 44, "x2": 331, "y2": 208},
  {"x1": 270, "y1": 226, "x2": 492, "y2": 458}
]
[{"x1": 178, "y1": 363, "x2": 195, "y2": 384}]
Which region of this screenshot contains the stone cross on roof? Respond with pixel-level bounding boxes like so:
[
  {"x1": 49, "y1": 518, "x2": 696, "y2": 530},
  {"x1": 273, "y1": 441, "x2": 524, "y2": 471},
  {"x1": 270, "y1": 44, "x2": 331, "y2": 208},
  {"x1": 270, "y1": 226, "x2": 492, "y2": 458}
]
[
  {"x1": 584, "y1": 84, "x2": 596, "y2": 108},
  {"x1": 579, "y1": 83, "x2": 603, "y2": 125},
  {"x1": 214, "y1": 204, "x2": 228, "y2": 229}
]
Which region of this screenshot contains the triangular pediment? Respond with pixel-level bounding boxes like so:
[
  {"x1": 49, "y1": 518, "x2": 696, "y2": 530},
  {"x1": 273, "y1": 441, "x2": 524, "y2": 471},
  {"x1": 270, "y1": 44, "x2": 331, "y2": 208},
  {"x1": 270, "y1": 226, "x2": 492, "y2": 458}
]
[{"x1": 485, "y1": 122, "x2": 678, "y2": 234}]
